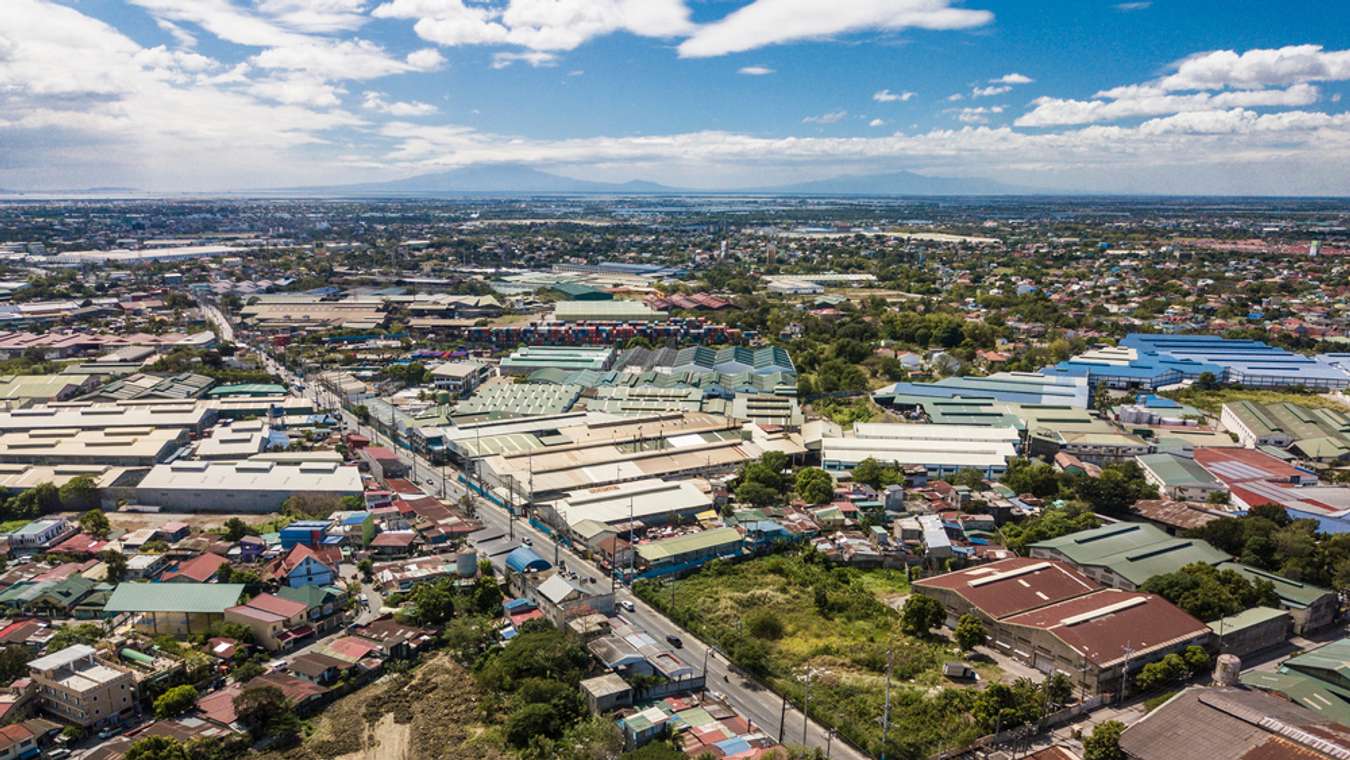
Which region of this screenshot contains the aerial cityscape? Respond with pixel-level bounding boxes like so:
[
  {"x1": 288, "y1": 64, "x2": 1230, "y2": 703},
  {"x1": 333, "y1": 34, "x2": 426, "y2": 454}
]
[{"x1": 2, "y1": 2, "x2": 1350, "y2": 760}]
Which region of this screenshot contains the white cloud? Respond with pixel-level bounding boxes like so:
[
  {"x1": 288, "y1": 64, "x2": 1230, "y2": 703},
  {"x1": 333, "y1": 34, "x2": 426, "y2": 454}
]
[
  {"x1": 0, "y1": 0, "x2": 365, "y2": 189},
  {"x1": 676, "y1": 0, "x2": 993, "y2": 58},
  {"x1": 491, "y1": 51, "x2": 559, "y2": 68},
  {"x1": 971, "y1": 85, "x2": 1010, "y2": 97},
  {"x1": 406, "y1": 48, "x2": 446, "y2": 69},
  {"x1": 991, "y1": 72, "x2": 1033, "y2": 85},
  {"x1": 252, "y1": 39, "x2": 437, "y2": 80},
  {"x1": 953, "y1": 105, "x2": 1003, "y2": 124},
  {"x1": 374, "y1": 0, "x2": 693, "y2": 53},
  {"x1": 946, "y1": 93, "x2": 964, "y2": 102},
  {"x1": 256, "y1": 0, "x2": 371, "y2": 33},
  {"x1": 1017, "y1": 83, "x2": 1320, "y2": 126},
  {"x1": 155, "y1": 19, "x2": 198, "y2": 49},
  {"x1": 803, "y1": 110, "x2": 847, "y2": 124},
  {"x1": 873, "y1": 88, "x2": 915, "y2": 102},
  {"x1": 738, "y1": 65, "x2": 775, "y2": 76},
  {"x1": 126, "y1": 0, "x2": 310, "y2": 48},
  {"x1": 1115, "y1": 2, "x2": 1150, "y2": 10},
  {"x1": 868, "y1": 118, "x2": 886, "y2": 127},
  {"x1": 251, "y1": 74, "x2": 345, "y2": 107},
  {"x1": 1159, "y1": 45, "x2": 1350, "y2": 91},
  {"x1": 362, "y1": 91, "x2": 438, "y2": 115}
]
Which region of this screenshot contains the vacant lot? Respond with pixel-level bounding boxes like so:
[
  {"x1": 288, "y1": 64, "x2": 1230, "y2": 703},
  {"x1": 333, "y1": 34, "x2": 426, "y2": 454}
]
[
  {"x1": 1163, "y1": 386, "x2": 1350, "y2": 415},
  {"x1": 636, "y1": 553, "x2": 999, "y2": 758},
  {"x1": 260, "y1": 654, "x2": 509, "y2": 760}
]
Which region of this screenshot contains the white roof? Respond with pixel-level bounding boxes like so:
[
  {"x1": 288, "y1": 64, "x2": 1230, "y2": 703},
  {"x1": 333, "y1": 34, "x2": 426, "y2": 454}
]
[
  {"x1": 554, "y1": 478, "x2": 711, "y2": 527},
  {"x1": 822, "y1": 437, "x2": 1016, "y2": 468},
  {"x1": 852, "y1": 422, "x2": 1021, "y2": 443},
  {"x1": 29, "y1": 644, "x2": 96, "y2": 671},
  {"x1": 136, "y1": 460, "x2": 363, "y2": 493},
  {"x1": 0, "y1": 401, "x2": 211, "y2": 432}
]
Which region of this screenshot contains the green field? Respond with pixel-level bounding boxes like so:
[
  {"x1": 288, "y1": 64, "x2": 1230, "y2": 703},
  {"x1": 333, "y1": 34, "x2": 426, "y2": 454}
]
[
  {"x1": 1162, "y1": 386, "x2": 1350, "y2": 415},
  {"x1": 635, "y1": 553, "x2": 999, "y2": 758}
]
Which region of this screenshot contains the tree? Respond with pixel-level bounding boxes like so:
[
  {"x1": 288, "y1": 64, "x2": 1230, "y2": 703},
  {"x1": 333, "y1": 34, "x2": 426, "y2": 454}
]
[
  {"x1": 357, "y1": 558, "x2": 374, "y2": 581},
  {"x1": 1002, "y1": 459, "x2": 1063, "y2": 499},
  {"x1": 153, "y1": 684, "x2": 198, "y2": 719},
  {"x1": 794, "y1": 467, "x2": 835, "y2": 505},
  {"x1": 1134, "y1": 653, "x2": 1188, "y2": 692},
  {"x1": 79, "y1": 508, "x2": 111, "y2": 541},
  {"x1": 949, "y1": 469, "x2": 988, "y2": 491},
  {"x1": 233, "y1": 685, "x2": 293, "y2": 740},
  {"x1": 1141, "y1": 563, "x2": 1279, "y2": 621},
  {"x1": 222, "y1": 517, "x2": 251, "y2": 542},
  {"x1": 1084, "y1": 720, "x2": 1126, "y2": 760},
  {"x1": 506, "y1": 702, "x2": 564, "y2": 748},
  {"x1": 745, "y1": 609, "x2": 785, "y2": 640},
  {"x1": 125, "y1": 736, "x2": 188, "y2": 760},
  {"x1": 361, "y1": 515, "x2": 378, "y2": 547},
  {"x1": 1182, "y1": 645, "x2": 1210, "y2": 675},
  {"x1": 1045, "y1": 672, "x2": 1074, "y2": 708},
  {"x1": 61, "y1": 478, "x2": 99, "y2": 510},
  {"x1": 900, "y1": 594, "x2": 945, "y2": 638},
  {"x1": 954, "y1": 613, "x2": 986, "y2": 651},
  {"x1": 851, "y1": 457, "x2": 902, "y2": 489},
  {"x1": 735, "y1": 480, "x2": 780, "y2": 508},
  {"x1": 0, "y1": 646, "x2": 31, "y2": 683},
  {"x1": 100, "y1": 549, "x2": 127, "y2": 582},
  {"x1": 406, "y1": 578, "x2": 455, "y2": 626}
]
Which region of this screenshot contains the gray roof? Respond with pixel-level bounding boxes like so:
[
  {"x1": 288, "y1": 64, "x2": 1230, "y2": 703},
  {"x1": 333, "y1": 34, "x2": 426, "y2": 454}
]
[{"x1": 104, "y1": 582, "x2": 244, "y2": 614}]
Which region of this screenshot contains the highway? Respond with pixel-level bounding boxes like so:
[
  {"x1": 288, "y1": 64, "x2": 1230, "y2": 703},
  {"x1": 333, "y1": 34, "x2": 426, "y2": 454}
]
[{"x1": 230, "y1": 316, "x2": 866, "y2": 759}]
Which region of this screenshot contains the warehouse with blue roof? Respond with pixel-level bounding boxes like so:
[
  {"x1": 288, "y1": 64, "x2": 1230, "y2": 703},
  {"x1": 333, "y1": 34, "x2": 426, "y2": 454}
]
[{"x1": 1045, "y1": 333, "x2": 1350, "y2": 391}]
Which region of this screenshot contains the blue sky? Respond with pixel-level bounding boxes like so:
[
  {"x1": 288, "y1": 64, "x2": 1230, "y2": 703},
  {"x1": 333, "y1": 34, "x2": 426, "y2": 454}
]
[{"x1": 3, "y1": 0, "x2": 1350, "y2": 193}]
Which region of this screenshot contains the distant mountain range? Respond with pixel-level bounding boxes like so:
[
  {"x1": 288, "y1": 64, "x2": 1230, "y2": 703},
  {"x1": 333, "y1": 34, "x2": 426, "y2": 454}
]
[{"x1": 277, "y1": 165, "x2": 1039, "y2": 197}]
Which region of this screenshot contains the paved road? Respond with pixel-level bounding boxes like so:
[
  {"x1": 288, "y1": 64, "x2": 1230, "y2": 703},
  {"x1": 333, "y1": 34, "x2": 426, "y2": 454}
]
[{"x1": 237, "y1": 327, "x2": 867, "y2": 759}]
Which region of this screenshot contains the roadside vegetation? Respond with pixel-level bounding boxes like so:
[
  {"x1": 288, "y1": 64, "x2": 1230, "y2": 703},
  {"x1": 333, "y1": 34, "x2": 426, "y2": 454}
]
[{"x1": 1161, "y1": 385, "x2": 1350, "y2": 415}]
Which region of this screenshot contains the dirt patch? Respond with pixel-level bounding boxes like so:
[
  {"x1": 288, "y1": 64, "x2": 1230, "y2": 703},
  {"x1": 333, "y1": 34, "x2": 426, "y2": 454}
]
[{"x1": 258, "y1": 654, "x2": 508, "y2": 760}]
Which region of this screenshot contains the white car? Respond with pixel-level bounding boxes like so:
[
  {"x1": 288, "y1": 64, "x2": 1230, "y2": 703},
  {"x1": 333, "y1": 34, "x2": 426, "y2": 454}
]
[{"x1": 619, "y1": 600, "x2": 635, "y2": 612}]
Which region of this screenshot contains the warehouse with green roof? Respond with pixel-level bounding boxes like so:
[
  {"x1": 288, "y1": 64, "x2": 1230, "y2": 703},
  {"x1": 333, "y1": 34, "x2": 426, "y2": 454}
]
[
  {"x1": 1027, "y1": 522, "x2": 1232, "y2": 590},
  {"x1": 1242, "y1": 637, "x2": 1350, "y2": 723},
  {"x1": 500, "y1": 345, "x2": 616, "y2": 376},
  {"x1": 1221, "y1": 400, "x2": 1350, "y2": 463},
  {"x1": 1135, "y1": 452, "x2": 1227, "y2": 501},
  {"x1": 104, "y1": 582, "x2": 245, "y2": 636},
  {"x1": 636, "y1": 527, "x2": 743, "y2": 578}
]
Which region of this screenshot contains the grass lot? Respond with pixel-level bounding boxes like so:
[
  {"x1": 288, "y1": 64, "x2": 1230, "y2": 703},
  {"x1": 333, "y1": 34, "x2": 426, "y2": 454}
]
[
  {"x1": 1162, "y1": 386, "x2": 1350, "y2": 415},
  {"x1": 260, "y1": 654, "x2": 509, "y2": 760},
  {"x1": 0, "y1": 519, "x2": 31, "y2": 533},
  {"x1": 635, "y1": 553, "x2": 999, "y2": 758}
]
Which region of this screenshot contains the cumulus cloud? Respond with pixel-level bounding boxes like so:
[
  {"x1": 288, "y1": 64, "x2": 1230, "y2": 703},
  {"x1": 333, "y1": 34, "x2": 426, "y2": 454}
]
[
  {"x1": 362, "y1": 91, "x2": 437, "y2": 115},
  {"x1": 868, "y1": 118, "x2": 886, "y2": 127},
  {"x1": 1159, "y1": 44, "x2": 1350, "y2": 91},
  {"x1": 952, "y1": 105, "x2": 1003, "y2": 124},
  {"x1": 738, "y1": 65, "x2": 775, "y2": 76},
  {"x1": 991, "y1": 72, "x2": 1033, "y2": 85},
  {"x1": 676, "y1": 0, "x2": 992, "y2": 58},
  {"x1": 1115, "y1": 2, "x2": 1150, "y2": 10},
  {"x1": 491, "y1": 51, "x2": 559, "y2": 68},
  {"x1": 802, "y1": 110, "x2": 848, "y2": 124},
  {"x1": 374, "y1": 0, "x2": 693, "y2": 52},
  {"x1": 255, "y1": 0, "x2": 371, "y2": 33},
  {"x1": 1018, "y1": 82, "x2": 1321, "y2": 126},
  {"x1": 971, "y1": 85, "x2": 1010, "y2": 97},
  {"x1": 873, "y1": 88, "x2": 915, "y2": 102}
]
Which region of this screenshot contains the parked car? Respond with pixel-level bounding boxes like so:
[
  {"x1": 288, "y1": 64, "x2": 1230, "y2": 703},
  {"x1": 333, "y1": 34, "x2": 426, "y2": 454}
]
[
  {"x1": 666, "y1": 634, "x2": 683, "y2": 648},
  {"x1": 521, "y1": 537, "x2": 533, "y2": 546},
  {"x1": 619, "y1": 600, "x2": 635, "y2": 612}
]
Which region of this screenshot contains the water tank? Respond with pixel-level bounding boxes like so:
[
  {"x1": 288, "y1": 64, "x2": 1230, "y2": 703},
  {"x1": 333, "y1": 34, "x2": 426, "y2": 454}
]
[
  {"x1": 1213, "y1": 653, "x2": 1242, "y2": 686},
  {"x1": 456, "y1": 551, "x2": 478, "y2": 577}
]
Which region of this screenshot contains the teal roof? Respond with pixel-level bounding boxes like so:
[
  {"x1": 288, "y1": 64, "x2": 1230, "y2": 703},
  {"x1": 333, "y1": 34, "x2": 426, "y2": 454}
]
[
  {"x1": 1207, "y1": 605, "x2": 1289, "y2": 634},
  {"x1": 1216, "y1": 562, "x2": 1336, "y2": 609},
  {"x1": 207, "y1": 383, "x2": 289, "y2": 397},
  {"x1": 104, "y1": 582, "x2": 244, "y2": 614},
  {"x1": 1137, "y1": 453, "x2": 1222, "y2": 488},
  {"x1": 1029, "y1": 522, "x2": 1232, "y2": 587},
  {"x1": 1241, "y1": 638, "x2": 1350, "y2": 723}
]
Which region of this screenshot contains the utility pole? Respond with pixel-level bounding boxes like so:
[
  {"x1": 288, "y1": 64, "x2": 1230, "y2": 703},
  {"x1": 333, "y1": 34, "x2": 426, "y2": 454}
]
[
  {"x1": 802, "y1": 669, "x2": 813, "y2": 746},
  {"x1": 1120, "y1": 642, "x2": 1133, "y2": 705},
  {"x1": 626, "y1": 496, "x2": 635, "y2": 584},
  {"x1": 777, "y1": 693, "x2": 787, "y2": 743},
  {"x1": 826, "y1": 730, "x2": 835, "y2": 759}
]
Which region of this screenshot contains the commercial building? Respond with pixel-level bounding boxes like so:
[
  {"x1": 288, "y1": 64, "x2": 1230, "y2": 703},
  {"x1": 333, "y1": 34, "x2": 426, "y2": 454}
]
[
  {"x1": 1215, "y1": 562, "x2": 1338, "y2": 633},
  {"x1": 914, "y1": 559, "x2": 1210, "y2": 696},
  {"x1": 635, "y1": 527, "x2": 743, "y2": 577},
  {"x1": 429, "y1": 361, "x2": 493, "y2": 398},
  {"x1": 477, "y1": 412, "x2": 759, "y2": 502},
  {"x1": 28, "y1": 645, "x2": 136, "y2": 727},
  {"x1": 1220, "y1": 400, "x2": 1350, "y2": 463},
  {"x1": 874, "y1": 372, "x2": 1091, "y2": 410},
  {"x1": 1193, "y1": 446, "x2": 1350, "y2": 531},
  {"x1": 500, "y1": 346, "x2": 616, "y2": 376},
  {"x1": 1026, "y1": 522, "x2": 1232, "y2": 590},
  {"x1": 552, "y1": 300, "x2": 667, "y2": 323},
  {"x1": 669, "y1": 346, "x2": 795, "y2": 377},
  {"x1": 1048, "y1": 334, "x2": 1350, "y2": 391},
  {"x1": 224, "y1": 593, "x2": 313, "y2": 652},
  {"x1": 539, "y1": 478, "x2": 713, "y2": 535},
  {"x1": 193, "y1": 421, "x2": 270, "y2": 460},
  {"x1": 1241, "y1": 638, "x2": 1350, "y2": 725},
  {"x1": 1207, "y1": 606, "x2": 1293, "y2": 657},
  {"x1": 5, "y1": 519, "x2": 77, "y2": 552},
  {"x1": 0, "y1": 464, "x2": 127, "y2": 494},
  {"x1": 1135, "y1": 453, "x2": 1226, "y2": 501},
  {"x1": 820, "y1": 423, "x2": 1018, "y2": 479},
  {"x1": 0, "y1": 374, "x2": 94, "y2": 408},
  {"x1": 454, "y1": 383, "x2": 582, "y2": 417},
  {"x1": 0, "y1": 400, "x2": 215, "y2": 435},
  {"x1": 0, "y1": 427, "x2": 186, "y2": 467},
  {"x1": 104, "y1": 583, "x2": 245, "y2": 637},
  {"x1": 1119, "y1": 686, "x2": 1350, "y2": 760},
  {"x1": 131, "y1": 460, "x2": 363, "y2": 512}
]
